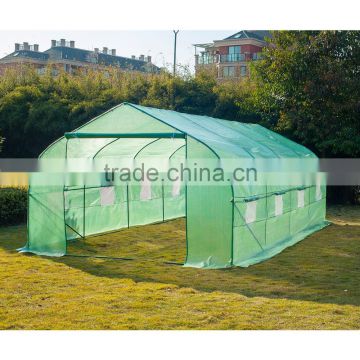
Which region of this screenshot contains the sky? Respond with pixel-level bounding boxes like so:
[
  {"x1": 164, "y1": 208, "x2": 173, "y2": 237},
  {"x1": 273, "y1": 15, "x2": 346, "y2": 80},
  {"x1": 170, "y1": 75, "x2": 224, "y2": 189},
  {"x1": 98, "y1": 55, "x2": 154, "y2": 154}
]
[{"x1": 0, "y1": 31, "x2": 235, "y2": 70}]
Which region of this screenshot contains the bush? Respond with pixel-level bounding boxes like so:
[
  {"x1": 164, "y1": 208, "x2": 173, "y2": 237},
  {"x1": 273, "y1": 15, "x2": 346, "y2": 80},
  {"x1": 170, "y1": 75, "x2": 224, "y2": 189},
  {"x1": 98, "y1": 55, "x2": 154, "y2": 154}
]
[
  {"x1": 0, "y1": 187, "x2": 27, "y2": 226},
  {"x1": 327, "y1": 186, "x2": 360, "y2": 205}
]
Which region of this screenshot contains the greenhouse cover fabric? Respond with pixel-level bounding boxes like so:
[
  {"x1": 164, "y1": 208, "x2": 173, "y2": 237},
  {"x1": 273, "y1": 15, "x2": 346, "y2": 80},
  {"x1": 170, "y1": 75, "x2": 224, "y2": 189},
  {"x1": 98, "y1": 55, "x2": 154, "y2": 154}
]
[
  {"x1": 39, "y1": 102, "x2": 315, "y2": 161},
  {"x1": 22, "y1": 103, "x2": 328, "y2": 269}
]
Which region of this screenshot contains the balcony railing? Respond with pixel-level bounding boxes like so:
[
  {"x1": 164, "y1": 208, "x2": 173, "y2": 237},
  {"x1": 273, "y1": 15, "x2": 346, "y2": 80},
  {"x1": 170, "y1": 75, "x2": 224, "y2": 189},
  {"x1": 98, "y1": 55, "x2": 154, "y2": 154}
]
[
  {"x1": 197, "y1": 52, "x2": 262, "y2": 65},
  {"x1": 198, "y1": 53, "x2": 245, "y2": 65},
  {"x1": 220, "y1": 53, "x2": 245, "y2": 62},
  {"x1": 198, "y1": 55, "x2": 217, "y2": 65}
]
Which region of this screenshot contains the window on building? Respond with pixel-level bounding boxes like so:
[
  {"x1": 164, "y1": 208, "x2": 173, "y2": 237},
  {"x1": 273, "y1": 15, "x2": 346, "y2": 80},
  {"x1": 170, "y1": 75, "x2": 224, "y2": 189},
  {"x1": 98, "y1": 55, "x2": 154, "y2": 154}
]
[
  {"x1": 223, "y1": 66, "x2": 235, "y2": 77},
  {"x1": 240, "y1": 66, "x2": 247, "y2": 77},
  {"x1": 228, "y1": 46, "x2": 241, "y2": 61},
  {"x1": 229, "y1": 46, "x2": 241, "y2": 54}
]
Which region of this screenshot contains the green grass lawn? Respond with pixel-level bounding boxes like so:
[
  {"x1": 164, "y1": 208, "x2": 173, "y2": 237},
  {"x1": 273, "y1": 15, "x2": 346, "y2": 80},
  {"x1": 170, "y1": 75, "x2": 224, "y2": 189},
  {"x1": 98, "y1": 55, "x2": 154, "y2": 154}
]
[{"x1": 0, "y1": 205, "x2": 359, "y2": 329}]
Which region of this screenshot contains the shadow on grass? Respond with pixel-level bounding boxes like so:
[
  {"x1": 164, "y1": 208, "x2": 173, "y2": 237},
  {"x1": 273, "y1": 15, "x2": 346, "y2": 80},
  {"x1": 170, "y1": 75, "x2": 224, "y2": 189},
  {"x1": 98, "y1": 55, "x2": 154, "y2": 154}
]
[{"x1": 1, "y1": 214, "x2": 360, "y2": 307}]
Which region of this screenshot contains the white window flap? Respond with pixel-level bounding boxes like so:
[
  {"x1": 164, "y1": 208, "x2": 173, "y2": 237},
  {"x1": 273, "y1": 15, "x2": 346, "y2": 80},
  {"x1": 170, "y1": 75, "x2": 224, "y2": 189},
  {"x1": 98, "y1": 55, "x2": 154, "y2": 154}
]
[
  {"x1": 245, "y1": 200, "x2": 257, "y2": 224},
  {"x1": 297, "y1": 190, "x2": 305, "y2": 208},
  {"x1": 100, "y1": 186, "x2": 115, "y2": 206},
  {"x1": 140, "y1": 178, "x2": 152, "y2": 201},
  {"x1": 316, "y1": 184, "x2": 322, "y2": 201},
  {"x1": 275, "y1": 194, "x2": 283, "y2": 216},
  {"x1": 172, "y1": 177, "x2": 181, "y2": 197},
  {"x1": 64, "y1": 191, "x2": 69, "y2": 210}
]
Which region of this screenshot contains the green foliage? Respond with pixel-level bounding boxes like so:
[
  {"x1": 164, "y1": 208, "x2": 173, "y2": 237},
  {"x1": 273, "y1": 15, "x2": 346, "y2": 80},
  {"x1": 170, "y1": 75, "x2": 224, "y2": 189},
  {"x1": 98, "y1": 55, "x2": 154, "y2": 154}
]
[
  {"x1": 0, "y1": 66, "x2": 257, "y2": 158},
  {"x1": 0, "y1": 188, "x2": 27, "y2": 226},
  {"x1": 250, "y1": 30, "x2": 360, "y2": 157},
  {"x1": 212, "y1": 78, "x2": 261, "y2": 122}
]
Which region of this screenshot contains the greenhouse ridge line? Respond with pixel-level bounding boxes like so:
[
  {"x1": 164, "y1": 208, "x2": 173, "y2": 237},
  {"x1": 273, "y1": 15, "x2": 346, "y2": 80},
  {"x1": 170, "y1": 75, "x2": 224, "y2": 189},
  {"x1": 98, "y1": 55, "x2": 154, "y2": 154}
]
[{"x1": 64, "y1": 132, "x2": 186, "y2": 139}]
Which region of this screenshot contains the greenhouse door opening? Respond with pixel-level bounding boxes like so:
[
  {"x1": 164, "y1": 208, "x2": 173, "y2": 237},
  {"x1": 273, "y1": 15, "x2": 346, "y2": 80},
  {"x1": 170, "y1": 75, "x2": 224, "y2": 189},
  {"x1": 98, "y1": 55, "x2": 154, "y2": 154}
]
[{"x1": 63, "y1": 135, "x2": 187, "y2": 263}]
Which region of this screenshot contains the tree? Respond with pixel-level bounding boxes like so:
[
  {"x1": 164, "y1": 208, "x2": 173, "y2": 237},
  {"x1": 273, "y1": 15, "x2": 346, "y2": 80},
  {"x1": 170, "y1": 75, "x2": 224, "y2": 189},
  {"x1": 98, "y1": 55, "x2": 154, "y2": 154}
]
[{"x1": 250, "y1": 31, "x2": 360, "y2": 158}]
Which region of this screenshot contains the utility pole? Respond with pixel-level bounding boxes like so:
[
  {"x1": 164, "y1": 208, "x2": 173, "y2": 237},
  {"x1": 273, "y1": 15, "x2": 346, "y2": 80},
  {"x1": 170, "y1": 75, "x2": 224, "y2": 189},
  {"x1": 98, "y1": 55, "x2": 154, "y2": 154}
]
[{"x1": 173, "y1": 30, "x2": 179, "y2": 77}]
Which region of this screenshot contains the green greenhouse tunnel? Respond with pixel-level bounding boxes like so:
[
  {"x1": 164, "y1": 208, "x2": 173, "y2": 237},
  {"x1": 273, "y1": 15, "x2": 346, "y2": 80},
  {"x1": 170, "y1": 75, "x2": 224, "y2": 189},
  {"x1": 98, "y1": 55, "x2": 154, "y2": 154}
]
[{"x1": 20, "y1": 103, "x2": 329, "y2": 269}]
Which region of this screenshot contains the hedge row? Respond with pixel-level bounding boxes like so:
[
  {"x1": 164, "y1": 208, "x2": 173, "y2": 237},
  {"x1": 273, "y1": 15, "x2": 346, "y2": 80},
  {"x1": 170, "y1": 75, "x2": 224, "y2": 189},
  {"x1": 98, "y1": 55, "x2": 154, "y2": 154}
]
[{"x1": 0, "y1": 187, "x2": 27, "y2": 226}]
